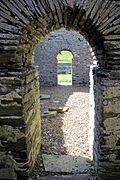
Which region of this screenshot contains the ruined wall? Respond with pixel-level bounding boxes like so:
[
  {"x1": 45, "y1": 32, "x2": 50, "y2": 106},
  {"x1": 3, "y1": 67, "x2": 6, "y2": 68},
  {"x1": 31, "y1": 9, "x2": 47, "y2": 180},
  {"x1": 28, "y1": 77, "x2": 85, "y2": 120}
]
[
  {"x1": 93, "y1": 68, "x2": 120, "y2": 180},
  {"x1": 34, "y1": 28, "x2": 92, "y2": 86},
  {"x1": 0, "y1": 67, "x2": 41, "y2": 179}
]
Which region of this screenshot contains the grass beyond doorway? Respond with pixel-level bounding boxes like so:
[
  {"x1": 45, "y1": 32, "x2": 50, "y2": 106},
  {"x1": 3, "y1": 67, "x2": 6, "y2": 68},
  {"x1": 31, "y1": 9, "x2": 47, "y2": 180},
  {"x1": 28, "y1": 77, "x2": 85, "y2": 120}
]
[
  {"x1": 58, "y1": 73, "x2": 72, "y2": 85},
  {"x1": 57, "y1": 50, "x2": 73, "y2": 61},
  {"x1": 57, "y1": 50, "x2": 73, "y2": 85}
]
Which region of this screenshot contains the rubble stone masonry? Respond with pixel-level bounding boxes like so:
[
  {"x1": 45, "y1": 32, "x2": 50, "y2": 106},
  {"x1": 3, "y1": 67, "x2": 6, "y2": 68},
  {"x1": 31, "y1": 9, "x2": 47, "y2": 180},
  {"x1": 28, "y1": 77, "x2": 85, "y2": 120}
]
[{"x1": 34, "y1": 28, "x2": 92, "y2": 86}]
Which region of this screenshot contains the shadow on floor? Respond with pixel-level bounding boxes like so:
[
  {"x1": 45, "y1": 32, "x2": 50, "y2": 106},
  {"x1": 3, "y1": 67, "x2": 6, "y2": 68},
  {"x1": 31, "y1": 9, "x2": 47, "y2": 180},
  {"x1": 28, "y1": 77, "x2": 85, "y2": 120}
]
[{"x1": 30, "y1": 85, "x2": 93, "y2": 179}]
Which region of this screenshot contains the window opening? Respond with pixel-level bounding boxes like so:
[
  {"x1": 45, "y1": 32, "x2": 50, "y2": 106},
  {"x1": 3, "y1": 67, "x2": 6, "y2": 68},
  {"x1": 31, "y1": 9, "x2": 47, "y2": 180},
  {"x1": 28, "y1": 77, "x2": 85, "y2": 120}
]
[{"x1": 57, "y1": 50, "x2": 73, "y2": 85}]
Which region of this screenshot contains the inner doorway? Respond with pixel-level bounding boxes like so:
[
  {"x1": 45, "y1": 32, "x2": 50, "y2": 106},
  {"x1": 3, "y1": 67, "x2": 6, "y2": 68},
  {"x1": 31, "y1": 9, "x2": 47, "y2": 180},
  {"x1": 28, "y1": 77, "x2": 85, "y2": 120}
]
[
  {"x1": 57, "y1": 50, "x2": 73, "y2": 85},
  {"x1": 32, "y1": 29, "x2": 95, "y2": 179}
]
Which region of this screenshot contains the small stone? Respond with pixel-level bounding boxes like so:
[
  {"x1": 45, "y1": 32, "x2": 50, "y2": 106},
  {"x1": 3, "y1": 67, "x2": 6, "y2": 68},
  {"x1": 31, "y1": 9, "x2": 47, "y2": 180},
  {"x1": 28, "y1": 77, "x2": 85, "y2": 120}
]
[
  {"x1": 49, "y1": 107, "x2": 69, "y2": 113},
  {"x1": 42, "y1": 111, "x2": 57, "y2": 118},
  {"x1": 62, "y1": 107, "x2": 69, "y2": 113},
  {"x1": 40, "y1": 94, "x2": 50, "y2": 100},
  {"x1": 36, "y1": 175, "x2": 40, "y2": 179},
  {"x1": 53, "y1": 100, "x2": 60, "y2": 103}
]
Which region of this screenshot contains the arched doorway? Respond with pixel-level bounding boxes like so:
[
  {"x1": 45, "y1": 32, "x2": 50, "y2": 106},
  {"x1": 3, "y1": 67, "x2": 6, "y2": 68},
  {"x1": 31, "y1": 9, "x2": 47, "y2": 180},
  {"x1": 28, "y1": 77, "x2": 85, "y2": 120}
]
[
  {"x1": 33, "y1": 31, "x2": 92, "y2": 178},
  {"x1": 57, "y1": 50, "x2": 73, "y2": 85},
  {"x1": 34, "y1": 28, "x2": 92, "y2": 87},
  {"x1": 33, "y1": 39, "x2": 91, "y2": 178}
]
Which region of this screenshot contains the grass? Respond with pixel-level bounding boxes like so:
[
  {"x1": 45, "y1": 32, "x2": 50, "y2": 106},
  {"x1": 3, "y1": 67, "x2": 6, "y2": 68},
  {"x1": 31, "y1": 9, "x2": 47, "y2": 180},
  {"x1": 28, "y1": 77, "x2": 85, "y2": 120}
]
[
  {"x1": 57, "y1": 50, "x2": 73, "y2": 85},
  {"x1": 58, "y1": 73, "x2": 72, "y2": 85},
  {"x1": 57, "y1": 50, "x2": 73, "y2": 61}
]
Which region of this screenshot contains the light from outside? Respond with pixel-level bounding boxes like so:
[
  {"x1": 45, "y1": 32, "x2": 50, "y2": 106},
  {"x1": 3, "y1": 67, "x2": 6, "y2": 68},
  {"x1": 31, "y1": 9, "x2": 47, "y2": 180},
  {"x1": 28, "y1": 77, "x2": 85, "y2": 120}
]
[{"x1": 57, "y1": 50, "x2": 73, "y2": 85}]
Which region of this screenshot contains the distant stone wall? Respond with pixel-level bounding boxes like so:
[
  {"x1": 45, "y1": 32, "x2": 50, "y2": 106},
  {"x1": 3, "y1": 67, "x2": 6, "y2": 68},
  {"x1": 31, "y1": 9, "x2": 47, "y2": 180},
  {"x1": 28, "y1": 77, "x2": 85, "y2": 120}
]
[{"x1": 34, "y1": 28, "x2": 92, "y2": 86}]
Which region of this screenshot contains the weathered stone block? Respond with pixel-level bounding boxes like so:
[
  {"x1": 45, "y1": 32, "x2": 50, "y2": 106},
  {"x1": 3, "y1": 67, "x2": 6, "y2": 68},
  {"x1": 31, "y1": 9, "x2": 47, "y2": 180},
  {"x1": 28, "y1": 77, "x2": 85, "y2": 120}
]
[
  {"x1": 93, "y1": 67, "x2": 120, "y2": 179},
  {"x1": 0, "y1": 67, "x2": 41, "y2": 178}
]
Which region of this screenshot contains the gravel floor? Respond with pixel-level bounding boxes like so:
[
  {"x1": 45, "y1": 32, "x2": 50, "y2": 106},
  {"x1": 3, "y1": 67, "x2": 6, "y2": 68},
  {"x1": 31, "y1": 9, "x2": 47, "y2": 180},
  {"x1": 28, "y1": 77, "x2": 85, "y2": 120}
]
[{"x1": 31, "y1": 85, "x2": 91, "y2": 178}]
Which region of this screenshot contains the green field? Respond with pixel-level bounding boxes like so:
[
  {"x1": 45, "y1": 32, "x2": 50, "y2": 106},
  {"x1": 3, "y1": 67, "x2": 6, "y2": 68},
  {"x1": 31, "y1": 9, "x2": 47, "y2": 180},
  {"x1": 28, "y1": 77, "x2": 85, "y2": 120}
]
[
  {"x1": 57, "y1": 50, "x2": 73, "y2": 85},
  {"x1": 58, "y1": 74, "x2": 72, "y2": 85},
  {"x1": 57, "y1": 50, "x2": 73, "y2": 61}
]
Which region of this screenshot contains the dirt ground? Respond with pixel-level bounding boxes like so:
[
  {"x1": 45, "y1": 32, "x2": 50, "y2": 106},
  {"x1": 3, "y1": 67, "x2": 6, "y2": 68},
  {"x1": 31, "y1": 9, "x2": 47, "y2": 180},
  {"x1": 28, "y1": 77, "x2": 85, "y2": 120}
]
[
  {"x1": 31, "y1": 85, "x2": 91, "y2": 178},
  {"x1": 40, "y1": 85, "x2": 90, "y2": 156}
]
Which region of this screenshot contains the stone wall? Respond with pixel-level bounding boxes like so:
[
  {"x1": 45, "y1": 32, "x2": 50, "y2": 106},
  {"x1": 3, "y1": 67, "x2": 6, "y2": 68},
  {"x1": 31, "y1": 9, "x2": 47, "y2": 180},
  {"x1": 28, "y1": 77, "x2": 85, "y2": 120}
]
[
  {"x1": 93, "y1": 67, "x2": 120, "y2": 180},
  {"x1": 34, "y1": 29, "x2": 92, "y2": 86},
  {"x1": 0, "y1": 67, "x2": 41, "y2": 179},
  {"x1": 0, "y1": 0, "x2": 119, "y2": 179}
]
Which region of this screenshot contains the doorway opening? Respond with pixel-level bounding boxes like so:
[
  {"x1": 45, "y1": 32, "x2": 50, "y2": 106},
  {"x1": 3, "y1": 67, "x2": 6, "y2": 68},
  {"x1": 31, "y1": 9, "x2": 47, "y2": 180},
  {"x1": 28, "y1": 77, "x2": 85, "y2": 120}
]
[
  {"x1": 31, "y1": 29, "x2": 95, "y2": 178},
  {"x1": 57, "y1": 50, "x2": 73, "y2": 85}
]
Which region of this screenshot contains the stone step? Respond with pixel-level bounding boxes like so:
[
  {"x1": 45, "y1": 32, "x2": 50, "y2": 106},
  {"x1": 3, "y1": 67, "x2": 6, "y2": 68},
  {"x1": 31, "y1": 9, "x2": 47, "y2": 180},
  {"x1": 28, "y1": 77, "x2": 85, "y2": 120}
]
[
  {"x1": 42, "y1": 154, "x2": 91, "y2": 173},
  {"x1": 38, "y1": 174, "x2": 91, "y2": 180}
]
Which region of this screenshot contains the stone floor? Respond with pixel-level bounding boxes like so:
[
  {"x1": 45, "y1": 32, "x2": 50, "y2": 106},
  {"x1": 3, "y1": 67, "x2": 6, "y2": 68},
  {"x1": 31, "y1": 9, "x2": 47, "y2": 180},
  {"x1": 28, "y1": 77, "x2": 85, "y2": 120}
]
[
  {"x1": 30, "y1": 85, "x2": 97, "y2": 179},
  {"x1": 37, "y1": 174, "x2": 92, "y2": 180},
  {"x1": 42, "y1": 154, "x2": 91, "y2": 173}
]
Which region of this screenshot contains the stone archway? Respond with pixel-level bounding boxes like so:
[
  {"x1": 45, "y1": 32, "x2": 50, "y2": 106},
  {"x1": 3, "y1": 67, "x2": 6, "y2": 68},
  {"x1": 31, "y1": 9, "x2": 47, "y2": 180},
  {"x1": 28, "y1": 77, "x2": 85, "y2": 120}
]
[
  {"x1": 0, "y1": 1, "x2": 120, "y2": 179},
  {"x1": 34, "y1": 28, "x2": 92, "y2": 86}
]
